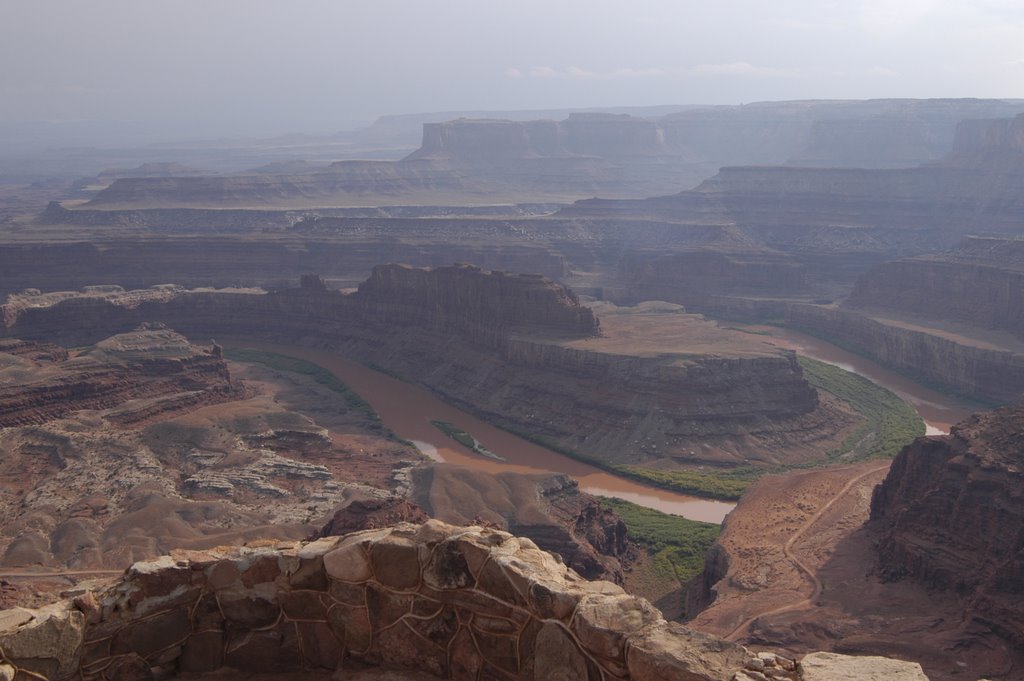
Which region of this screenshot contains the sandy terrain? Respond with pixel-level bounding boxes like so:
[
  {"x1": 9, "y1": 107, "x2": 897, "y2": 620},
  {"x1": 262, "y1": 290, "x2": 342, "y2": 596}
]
[
  {"x1": 689, "y1": 462, "x2": 1022, "y2": 681},
  {"x1": 562, "y1": 300, "x2": 781, "y2": 360}
]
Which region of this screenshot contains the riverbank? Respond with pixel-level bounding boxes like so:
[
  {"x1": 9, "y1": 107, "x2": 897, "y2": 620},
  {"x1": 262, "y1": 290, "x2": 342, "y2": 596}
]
[{"x1": 225, "y1": 341, "x2": 736, "y2": 524}]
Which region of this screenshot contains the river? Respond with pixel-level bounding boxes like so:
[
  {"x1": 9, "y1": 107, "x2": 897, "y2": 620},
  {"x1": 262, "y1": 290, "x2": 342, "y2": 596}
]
[
  {"x1": 231, "y1": 330, "x2": 978, "y2": 525},
  {"x1": 232, "y1": 342, "x2": 735, "y2": 523},
  {"x1": 733, "y1": 325, "x2": 978, "y2": 434}
]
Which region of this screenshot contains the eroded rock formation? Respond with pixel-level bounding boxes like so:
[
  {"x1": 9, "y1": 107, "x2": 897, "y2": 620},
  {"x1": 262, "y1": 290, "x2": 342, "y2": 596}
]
[
  {"x1": 77, "y1": 100, "x2": 1024, "y2": 209},
  {"x1": 783, "y1": 303, "x2": 1024, "y2": 404},
  {"x1": 0, "y1": 521, "x2": 930, "y2": 681},
  {"x1": 411, "y1": 466, "x2": 631, "y2": 584},
  {"x1": 871, "y1": 405, "x2": 1024, "y2": 647},
  {"x1": 0, "y1": 328, "x2": 417, "y2": 570},
  {"x1": 847, "y1": 236, "x2": 1024, "y2": 341},
  {"x1": 0, "y1": 266, "x2": 829, "y2": 467},
  {"x1": 0, "y1": 325, "x2": 239, "y2": 428}
]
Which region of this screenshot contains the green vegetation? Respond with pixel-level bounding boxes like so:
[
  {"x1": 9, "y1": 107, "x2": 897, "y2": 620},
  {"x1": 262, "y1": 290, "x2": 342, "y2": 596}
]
[
  {"x1": 491, "y1": 424, "x2": 752, "y2": 500},
  {"x1": 797, "y1": 356, "x2": 925, "y2": 461},
  {"x1": 614, "y1": 466, "x2": 758, "y2": 501},
  {"x1": 494, "y1": 356, "x2": 924, "y2": 501},
  {"x1": 599, "y1": 497, "x2": 720, "y2": 583},
  {"x1": 785, "y1": 324, "x2": 998, "y2": 409},
  {"x1": 431, "y1": 420, "x2": 502, "y2": 460}
]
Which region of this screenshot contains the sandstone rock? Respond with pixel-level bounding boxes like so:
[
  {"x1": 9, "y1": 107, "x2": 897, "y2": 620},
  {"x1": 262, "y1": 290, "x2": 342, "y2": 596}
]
[
  {"x1": 571, "y1": 592, "x2": 661, "y2": 662},
  {"x1": 0, "y1": 520, "x2": 933, "y2": 681},
  {"x1": 871, "y1": 405, "x2": 1024, "y2": 647},
  {"x1": 626, "y1": 622, "x2": 752, "y2": 681},
  {"x1": 0, "y1": 605, "x2": 85, "y2": 679},
  {"x1": 367, "y1": 533, "x2": 422, "y2": 589},
  {"x1": 532, "y1": 622, "x2": 589, "y2": 681},
  {"x1": 0, "y1": 327, "x2": 241, "y2": 428},
  {"x1": 324, "y1": 541, "x2": 374, "y2": 583},
  {"x1": 798, "y1": 652, "x2": 929, "y2": 680},
  {"x1": 0, "y1": 663, "x2": 14, "y2": 681},
  {"x1": 318, "y1": 496, "x2": 429, "y2": 537}
]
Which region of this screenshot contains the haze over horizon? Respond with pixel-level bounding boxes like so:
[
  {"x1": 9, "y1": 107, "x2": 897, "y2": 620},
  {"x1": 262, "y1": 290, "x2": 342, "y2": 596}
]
[{"x1": 3, "y1": 0, "x2": 1024, "y2": 145}]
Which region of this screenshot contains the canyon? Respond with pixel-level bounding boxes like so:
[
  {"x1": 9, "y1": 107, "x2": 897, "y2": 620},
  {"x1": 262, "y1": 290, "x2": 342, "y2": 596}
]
[
  {"x1": 72, "y1": 99, "x2": 1024, "y2": 209},
  {"x1": 0, "y1": 520, "x2": 932, "y2": 681},
  {"x1": 4, "y1": 96, "x2": 1024, "y2": 681},
  {"x1": 1, "y1": 266, "x2": 845, "y2": 469},
  {"x1": 687, "y1": 404, "x2": 1024, "y2": 680},
  {"x1": 6, "y1": 113, "x2": 1023, "y2": 417}
]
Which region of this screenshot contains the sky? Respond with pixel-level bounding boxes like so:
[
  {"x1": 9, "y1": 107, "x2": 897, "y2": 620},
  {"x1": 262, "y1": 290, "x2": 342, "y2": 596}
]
[{"x1": 2, "y1": 0, "x2": 1024, "y2": 141}]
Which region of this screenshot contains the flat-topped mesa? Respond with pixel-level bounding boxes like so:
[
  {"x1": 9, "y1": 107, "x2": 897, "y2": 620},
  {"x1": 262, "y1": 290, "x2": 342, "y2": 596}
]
[
  {"x1": 355, "y1": 263, "x2": 600, "y2": 341},
  {"x1": 787, "y1": 118, "x2": 933, "y2": 168},
  {"x1": 871, "y1": 405, "x2": 1024, "y2": 646},
  {"x1": 0, "y1": 272, "x2": 824, "y2": 467},
  {"x1": 408, "y1": 114, "x2": 665, "y2": 161},
  {"x1": 0, "y1": 520, "x2": 930, "y2": 681}
]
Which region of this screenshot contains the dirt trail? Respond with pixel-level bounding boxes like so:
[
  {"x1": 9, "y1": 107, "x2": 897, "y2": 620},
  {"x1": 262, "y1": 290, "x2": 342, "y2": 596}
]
[{"x1": 724, "y1": 463, "x2": 890, "y2": 640}]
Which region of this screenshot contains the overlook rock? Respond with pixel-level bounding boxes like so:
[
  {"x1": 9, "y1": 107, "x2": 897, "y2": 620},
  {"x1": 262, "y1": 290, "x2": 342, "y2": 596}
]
[
  {"x1": 871, "y1": 404, "x2": 1024, "y2": 647},
  {"x1": 0, "y1": 521, "x2": 930, "y2": 680}
]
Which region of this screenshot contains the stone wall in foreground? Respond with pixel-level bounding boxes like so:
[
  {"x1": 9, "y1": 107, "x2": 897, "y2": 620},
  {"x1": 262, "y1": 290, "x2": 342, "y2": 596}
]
[
  {"x1": 0, "y1": 522, "x2": 929, "y2": 681},
  {"x1": 0, "y1": 522, "x2": 745, "y2": 681}
]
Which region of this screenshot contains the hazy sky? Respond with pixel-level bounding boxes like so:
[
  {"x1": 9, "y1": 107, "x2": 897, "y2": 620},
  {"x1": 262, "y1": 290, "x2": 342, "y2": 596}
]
[{"x1": 3, "y1": 0, "x2": 1024, "y2": 139}]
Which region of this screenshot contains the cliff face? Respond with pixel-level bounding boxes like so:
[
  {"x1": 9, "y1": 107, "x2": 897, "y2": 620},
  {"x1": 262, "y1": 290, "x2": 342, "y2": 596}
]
[
  {"x1": 847, "y1": 236, "x2": 1024, "y2": 340},
  {"x1": 410, "y1": 114, "x2": 664, "y2": 160},
  {"x1": 79, "y1": 100, "x2": 1024, "y2": 209},
  {"x1": 0, "y1": 228, "x2": 568, "y2": 298},
  {"x1": 787, "y1": 118, "x2": 933, "y2": 168},
  {"x1": 356, "y1": 263, "x2": 599, "y2": 341},
  {"x1": 0, "y1": 520, "x2": 928, "y2": 681},
  {"x1": 411, "y1": 466, "x2": 631, "y2": 584},
  {"x1": 946, "y1": 113, "x2": 1024, "y2": 166},
  {"x1": 1, "y1": 267, "x2": 822, "y2": 467},
  {"x1": 616, "y1": 248, "x2": 809, "y2": 303},
  {"x1": 871, "y1": 405, "x2": 1024, "y2": 646},
  {"x1": 784, "y1": 304, "x2": 1024, "y2": 404},
  {"x1": 0, "y1": 326, "x2": 238, "y2": 428}
]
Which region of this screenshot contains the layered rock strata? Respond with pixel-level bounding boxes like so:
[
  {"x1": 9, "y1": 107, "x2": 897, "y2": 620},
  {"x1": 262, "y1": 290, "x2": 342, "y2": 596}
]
[
  {"x1": 1, "y1": 265, "x2": 824, "y2": 466},
  {"x1": 79, "y1": 100, "x2": 1024, "y2": 209},
  {"x1": 0, "y1": 328, "x2": 416, "y2": 569},
  {"x1": 847, "y1": 236, "x2": 1024, "y2": 340},
  {"x1": 783, "y1": 304, "x2": 1024, "y2": 404},
  {"x1": 871, "y1": 405, "x2": 1024, "y2": 647},
  {"x1": 0, "y1": 326, "x2": 239, "y2": 427},
  {"x1": 0, "y1": 521, "x2": 930, "y2": 681}
]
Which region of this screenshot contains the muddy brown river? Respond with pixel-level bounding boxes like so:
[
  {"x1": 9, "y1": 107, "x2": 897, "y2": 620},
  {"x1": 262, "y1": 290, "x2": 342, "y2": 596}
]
[
  {"x1": 234, "y1": 342, "x2": 735, "y2": 523},
  {"x1": 736, "y1": 325, "x2": 978, "y2": 435},
  {"x1": 233, "y1": 330, "x2": 978, "y2": 525}
]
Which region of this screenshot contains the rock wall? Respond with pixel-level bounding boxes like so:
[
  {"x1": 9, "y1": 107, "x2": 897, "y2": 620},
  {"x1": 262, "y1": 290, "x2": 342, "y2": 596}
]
[
  {"x1": 410, "y1": 114, "x2": 664, "y2": 160},
  {"x1": 871, "y1": 405, "x2": 1024, "y2": 647},
  {"x1": 0, "y1": 326, "x2": 239, "y2": 427},
  {"x1": 783, "y1": 304, "x2": 1024, "y2": 404},
  {"x1": 355, "y1": 263, "x2": 599, "y2": 341},
  {"x1": 846, "y1": 236, "x2": 1024, "y2": 340},
  {"x1": 1, "y1": 268, "x2": 820, "y2": 466},
  {"x1": 616, "y1": 249, "x2": 809, "y2": 303},
  {"x1": 947, "y1": 113, "x2": 1024, "y2": 165},
  {"x1": 0, "y1": 521, "x2": 929, "y2": 681},
  {"x1": 787, "y1": 118, "x2": 933, "y2": 168},
  {"x1": 0, "y1": 222, "x2": 568, "y2": 298}
]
